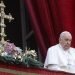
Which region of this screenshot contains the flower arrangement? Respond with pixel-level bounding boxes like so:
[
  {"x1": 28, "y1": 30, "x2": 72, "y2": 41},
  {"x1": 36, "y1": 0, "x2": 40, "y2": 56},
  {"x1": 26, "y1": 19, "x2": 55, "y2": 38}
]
[
  {"x1": 0, "y1": 41, "x2": 43, "y2": 68},
  {"x1": 0, "y1": 41, "x2": 37, "y2": 60}
]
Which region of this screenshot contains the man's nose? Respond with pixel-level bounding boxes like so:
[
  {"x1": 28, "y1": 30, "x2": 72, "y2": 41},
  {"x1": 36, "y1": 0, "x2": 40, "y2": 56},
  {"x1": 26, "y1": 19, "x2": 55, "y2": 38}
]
[{"x1": 67, "y1": 41, "x2": 71, "y2": 44}]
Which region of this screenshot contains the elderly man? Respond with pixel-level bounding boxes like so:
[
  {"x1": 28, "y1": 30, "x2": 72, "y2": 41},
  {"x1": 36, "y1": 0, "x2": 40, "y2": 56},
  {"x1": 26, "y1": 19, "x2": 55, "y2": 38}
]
[{"x1": 44, "y1": 31, "x2": 75, "y2": 73}]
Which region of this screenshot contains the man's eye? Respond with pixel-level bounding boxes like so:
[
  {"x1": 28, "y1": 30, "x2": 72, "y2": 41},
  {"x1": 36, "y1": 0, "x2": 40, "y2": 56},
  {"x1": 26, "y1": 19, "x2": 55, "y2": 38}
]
[{"x1": 65, "y1": 39, "x2": 68, "y2": 41}]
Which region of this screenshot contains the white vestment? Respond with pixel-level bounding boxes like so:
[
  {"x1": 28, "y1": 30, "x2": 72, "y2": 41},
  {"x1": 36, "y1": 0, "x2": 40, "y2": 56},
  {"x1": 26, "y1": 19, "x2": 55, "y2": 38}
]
[{"x1": 44, "y1": 44, "x2": 75, "y2": 73}]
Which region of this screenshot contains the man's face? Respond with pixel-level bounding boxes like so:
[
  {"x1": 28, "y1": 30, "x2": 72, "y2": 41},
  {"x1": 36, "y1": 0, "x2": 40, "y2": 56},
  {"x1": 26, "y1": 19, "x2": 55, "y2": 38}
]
[{"x1": 59, "y1": 35, "x2": 72, "y2": 50}]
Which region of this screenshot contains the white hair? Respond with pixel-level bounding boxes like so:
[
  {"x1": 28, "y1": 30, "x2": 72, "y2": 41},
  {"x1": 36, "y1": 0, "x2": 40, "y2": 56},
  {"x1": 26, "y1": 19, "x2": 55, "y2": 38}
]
[{"x1": 59, "y1": 31, "x2": 72, "y2": 39}]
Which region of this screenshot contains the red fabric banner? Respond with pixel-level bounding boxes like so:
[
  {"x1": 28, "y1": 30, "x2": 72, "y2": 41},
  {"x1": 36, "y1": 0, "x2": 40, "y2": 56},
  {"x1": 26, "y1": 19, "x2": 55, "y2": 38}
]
[{"x1": 0, "y1": 63, "x2": 74, "y2": 75}]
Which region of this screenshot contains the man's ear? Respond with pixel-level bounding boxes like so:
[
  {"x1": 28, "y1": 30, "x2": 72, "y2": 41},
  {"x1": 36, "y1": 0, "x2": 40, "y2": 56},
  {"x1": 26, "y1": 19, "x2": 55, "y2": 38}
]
[{"x1": 59, "y1": 38, "x2": 61, "y2": 43}]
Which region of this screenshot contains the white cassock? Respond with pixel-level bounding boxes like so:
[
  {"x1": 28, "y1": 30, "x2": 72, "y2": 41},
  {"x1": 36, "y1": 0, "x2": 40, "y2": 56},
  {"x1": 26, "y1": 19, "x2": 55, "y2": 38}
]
[{"x1": 44, "y1": 44, "x2": 75, "y2": 73}]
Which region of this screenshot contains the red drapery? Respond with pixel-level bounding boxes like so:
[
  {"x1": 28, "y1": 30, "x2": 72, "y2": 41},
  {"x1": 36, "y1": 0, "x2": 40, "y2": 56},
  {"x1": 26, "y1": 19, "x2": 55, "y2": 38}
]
[
  {"x1": 0, "y1": 63, "x2": 74, "y2": 75},
  {"x1": 23, "y1": 0, "x2": 75, "y2": 60}
]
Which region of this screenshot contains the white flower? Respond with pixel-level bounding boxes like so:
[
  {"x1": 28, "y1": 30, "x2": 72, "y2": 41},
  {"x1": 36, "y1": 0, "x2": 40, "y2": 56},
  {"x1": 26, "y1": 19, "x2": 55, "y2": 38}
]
[
  {"x1": 18, "y1": 55, "x2": 21, "y2": 59},
  {"x1": 1, "y1": 52, "x2": 8, "y2": 56},
  {"x1": 14, "y1": 47, "x2": 22, "y2": 54}
]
